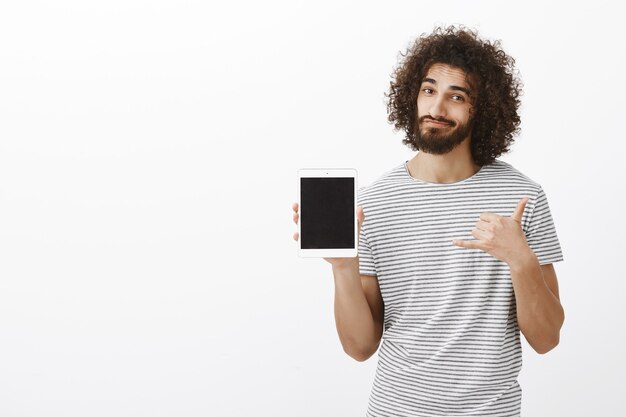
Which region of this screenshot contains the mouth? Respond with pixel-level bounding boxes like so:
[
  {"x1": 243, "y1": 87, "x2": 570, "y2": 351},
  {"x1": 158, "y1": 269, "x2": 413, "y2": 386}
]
[{"x1": 423, "y1": 119, "x2": 453, "y2": 127}]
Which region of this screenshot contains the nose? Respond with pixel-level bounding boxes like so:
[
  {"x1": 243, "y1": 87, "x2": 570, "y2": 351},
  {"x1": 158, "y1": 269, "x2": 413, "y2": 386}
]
[{"x1": 428, "y1": 96, "x2": 447, "y2": 119}]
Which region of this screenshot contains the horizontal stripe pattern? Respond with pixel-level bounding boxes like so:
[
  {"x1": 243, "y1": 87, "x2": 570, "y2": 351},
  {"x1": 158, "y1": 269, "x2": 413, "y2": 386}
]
[{"x1": 357, "y1": 159, "x2": 564, "y2": 417}]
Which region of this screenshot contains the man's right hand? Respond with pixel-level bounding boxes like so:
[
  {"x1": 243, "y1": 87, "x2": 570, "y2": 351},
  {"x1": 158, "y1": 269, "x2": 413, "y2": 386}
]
[{"x1": 292, "y1": 202, "x2": 365, "y2": 268}]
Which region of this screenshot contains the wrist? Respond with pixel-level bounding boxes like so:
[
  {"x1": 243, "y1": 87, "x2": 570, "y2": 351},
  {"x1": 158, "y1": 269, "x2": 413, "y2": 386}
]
[
  {"x1": 508, "y1": 247, "x2": 537, "y2": 272},
  {"x1": 331, "y1": 256, "x2": 359, "y2": 273}
]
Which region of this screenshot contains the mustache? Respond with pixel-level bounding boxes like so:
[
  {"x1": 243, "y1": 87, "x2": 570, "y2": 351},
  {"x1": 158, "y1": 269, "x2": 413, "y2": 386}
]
[{"x1": 419, "y1": 116, "x2": 455, "y2": 126}]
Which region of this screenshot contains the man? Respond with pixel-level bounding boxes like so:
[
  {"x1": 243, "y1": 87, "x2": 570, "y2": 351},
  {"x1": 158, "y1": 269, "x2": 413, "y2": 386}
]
[{"x1": 292, "y1": 25, "x2": 564, "y2": 417}]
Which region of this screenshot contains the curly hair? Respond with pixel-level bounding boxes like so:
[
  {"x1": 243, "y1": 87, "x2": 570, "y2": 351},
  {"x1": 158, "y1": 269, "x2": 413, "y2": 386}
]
[{"x1": 385, "y1": 25, "x2": 523, "y2": 166}]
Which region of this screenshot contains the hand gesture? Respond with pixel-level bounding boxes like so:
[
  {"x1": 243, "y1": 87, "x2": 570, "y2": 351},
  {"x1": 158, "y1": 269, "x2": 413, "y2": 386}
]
[{"x1": 452, "y1": 197, "x2": 532, "y2": 266}]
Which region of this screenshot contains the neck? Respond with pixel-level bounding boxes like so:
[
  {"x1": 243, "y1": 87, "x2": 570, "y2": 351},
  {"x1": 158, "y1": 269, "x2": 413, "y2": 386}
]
[{"x1": 406, "y1": 139, "x2": 481, "y2": 184}]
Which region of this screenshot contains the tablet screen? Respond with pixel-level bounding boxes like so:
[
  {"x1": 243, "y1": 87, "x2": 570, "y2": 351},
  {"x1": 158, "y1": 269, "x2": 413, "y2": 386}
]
[{"x1": 300, "y1": 177, "x2": 355, "y2": 249}]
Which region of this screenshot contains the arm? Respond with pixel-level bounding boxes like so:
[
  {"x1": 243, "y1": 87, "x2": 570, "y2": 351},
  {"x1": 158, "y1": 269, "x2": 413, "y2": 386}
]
[
  {"x1": 291, "y1": 202, "x2": 384, "y2": 360},
  {"x1": 452, "y1": 196, "x2": 565, "y2": 355},
  {"x1": 509, "y1": 252, "x2": 564, "y2": 354},
  {"x1": 332, "y1": 257, "x2": 384, "y2": 362}
]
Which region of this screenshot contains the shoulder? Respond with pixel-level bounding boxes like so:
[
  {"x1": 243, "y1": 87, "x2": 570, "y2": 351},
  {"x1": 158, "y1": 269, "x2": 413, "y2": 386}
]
[
  {"x1": 486, "y1": 160, "x2": 556, "y2": 233},
  {"x1": 484, "y1": 159, "x2": 544, "y2": 196}
]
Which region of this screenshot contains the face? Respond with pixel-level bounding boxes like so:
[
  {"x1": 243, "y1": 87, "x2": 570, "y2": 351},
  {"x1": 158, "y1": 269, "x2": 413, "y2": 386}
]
[{"x1": 415, "y1": 63, "x2": 475, "y2": 155}]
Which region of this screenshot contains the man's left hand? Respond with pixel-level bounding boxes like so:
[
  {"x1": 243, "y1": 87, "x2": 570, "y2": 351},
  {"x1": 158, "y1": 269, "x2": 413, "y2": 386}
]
[{"x1": 452, "y1": 197, "x2": 532, "y2": 266}]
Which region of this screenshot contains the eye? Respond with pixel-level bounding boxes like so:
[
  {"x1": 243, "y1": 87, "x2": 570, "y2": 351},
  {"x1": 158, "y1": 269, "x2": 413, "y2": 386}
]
[
  {"x1": 451, "y1": 95, "x2": 465, "y2": 102},
  {"x1": 422, "y1": 87, "x2": 434, "y2": 94}
]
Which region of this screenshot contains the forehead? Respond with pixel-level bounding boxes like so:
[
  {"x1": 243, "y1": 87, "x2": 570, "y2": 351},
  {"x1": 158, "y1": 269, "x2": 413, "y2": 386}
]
[{"x1": 422, "y1": 63, "x2": 472, "y2": 90}]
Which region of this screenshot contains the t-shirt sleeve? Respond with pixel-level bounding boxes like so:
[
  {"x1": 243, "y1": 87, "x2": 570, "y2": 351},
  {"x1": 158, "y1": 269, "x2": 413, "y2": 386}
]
[
  {"x1": 357, "y1": 187, "x2": 377, "y2": 276},
  {"x1": 524, "y1": 186, "x2": 564, "y2": 265},
  {"x1": 358, "y1": 223, "x2": 377, "y2": 276}
]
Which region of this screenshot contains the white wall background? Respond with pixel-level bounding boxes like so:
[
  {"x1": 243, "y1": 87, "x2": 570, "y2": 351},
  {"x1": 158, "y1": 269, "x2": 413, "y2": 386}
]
[{"x1": 0, "y1": 1, "x2": 624, "y2": 416}]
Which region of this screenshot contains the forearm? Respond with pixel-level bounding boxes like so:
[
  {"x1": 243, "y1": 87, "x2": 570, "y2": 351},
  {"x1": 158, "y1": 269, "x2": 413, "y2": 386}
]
[
  {"x1": 509, "y1": 250, "x2": 564, "y2": 354},
  {"x1": 332, "y1": 258, "x2": 379, "y2": 361}
]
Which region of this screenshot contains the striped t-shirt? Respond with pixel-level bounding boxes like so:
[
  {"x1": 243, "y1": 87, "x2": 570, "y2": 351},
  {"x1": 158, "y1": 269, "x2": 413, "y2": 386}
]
[{"x1": 357, "y1": 159, "x2": 564, "y2": 417}]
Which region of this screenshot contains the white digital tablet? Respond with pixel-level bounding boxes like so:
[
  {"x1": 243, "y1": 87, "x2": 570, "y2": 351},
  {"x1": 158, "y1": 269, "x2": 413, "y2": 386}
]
[{"x1": 298, "y1": 168, "x2": 358, "y2": 258}]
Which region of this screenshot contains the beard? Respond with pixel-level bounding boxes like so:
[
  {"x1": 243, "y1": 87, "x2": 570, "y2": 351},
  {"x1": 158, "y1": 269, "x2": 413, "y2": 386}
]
[{"x1": 413, "y1": 115, "x2": 473, "y2": 155}]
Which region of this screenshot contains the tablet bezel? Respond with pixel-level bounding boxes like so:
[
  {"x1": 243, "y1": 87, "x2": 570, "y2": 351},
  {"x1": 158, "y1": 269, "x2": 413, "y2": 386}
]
[{"x1": 297, "y1": 168, "x2": 358, "y2": 258}]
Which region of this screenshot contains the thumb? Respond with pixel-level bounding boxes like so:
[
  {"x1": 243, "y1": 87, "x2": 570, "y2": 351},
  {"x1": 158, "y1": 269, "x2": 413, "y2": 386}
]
[
  {"x1": 511, "y1": 197, "x2": 529, "y2": 223},
  {"x1": 357, "y1": 206, "x2": 365, "y2": 232}
]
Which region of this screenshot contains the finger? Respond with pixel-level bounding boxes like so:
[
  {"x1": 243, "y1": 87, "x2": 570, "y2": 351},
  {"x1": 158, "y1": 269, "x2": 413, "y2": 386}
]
[
  {"x1": 511, "y1": 197, "x2": 529, "y2": 223},
  {"x1": 292, "y1": 202, "x2": 298, "y2": 212},
  {"x1": 475, "y1": 220, "x2": 493, "y2": 232},
  {"x1": 471, "y1": 228, "x2": 490, "y2": 241},
  {"x1": 357, "y1": 206, "x2": 364, "y2": 226},
  {"x1": 293, "y1": 212, "x2": 298, "y2": 224},
  {"x1": 452, "y1": 239, "x2": 481, "y2": 249},
  {"x1": 293, "y1": 232, "x2": 299, "y2": 241},
  {"x1": 479, "y1": 212, "x2": 501, "y2": 222}
]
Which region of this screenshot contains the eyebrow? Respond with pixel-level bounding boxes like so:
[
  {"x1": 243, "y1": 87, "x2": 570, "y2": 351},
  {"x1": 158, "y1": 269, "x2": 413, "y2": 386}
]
[{"x1": 422, "y1": 77, "x2": 471, "y2": 96}]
